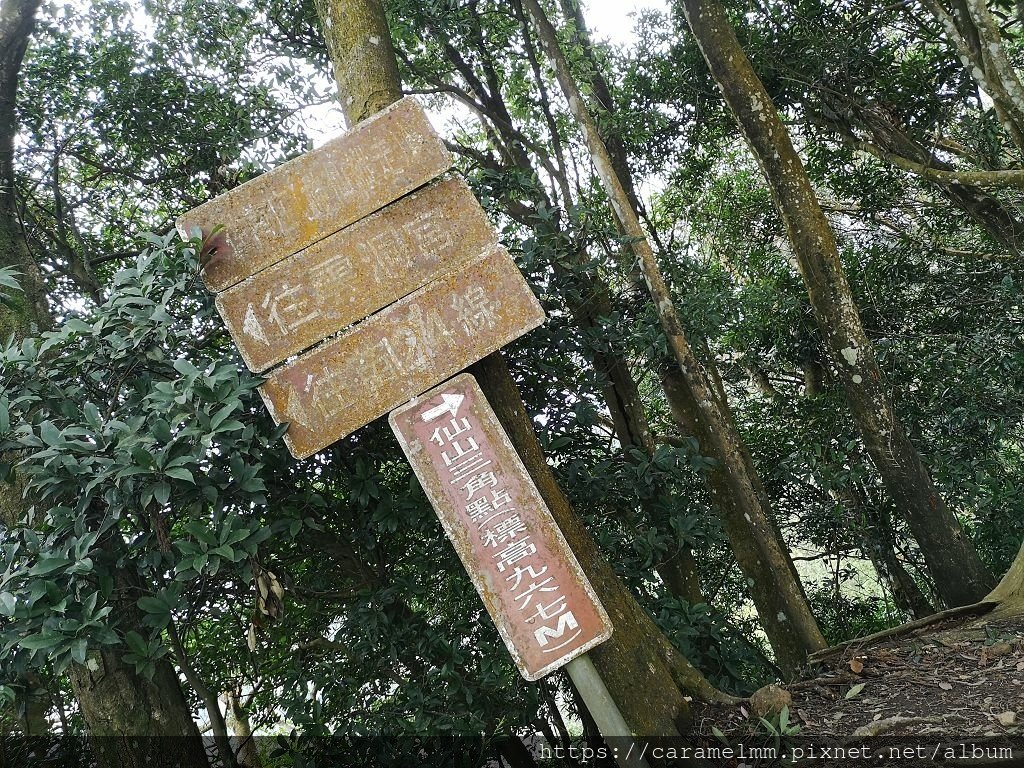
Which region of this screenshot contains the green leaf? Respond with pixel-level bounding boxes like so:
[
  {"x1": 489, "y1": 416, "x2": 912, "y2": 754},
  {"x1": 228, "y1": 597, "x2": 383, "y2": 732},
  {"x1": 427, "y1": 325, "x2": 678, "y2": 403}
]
[
  {"x1": 83, "y1": 402, "x2": 102, "y2": 429},
  {"x1": 71, "y1": 638, "x2": 88, "y2": 665},
  {"x1": 39, "y1": 421, "x2": 62, "y2": 446},
  {"x1": 173, "y1": 358, "x2": 201, "y2": 377},
  {"x1": 845, "y1": 683, "x2": 866, "y2": 700},
  {"x1": 153, "y1": 482, "x2": 171, "y2": 506},
  {"x1": 137, "y1": 597, "x2": 167, "y2": 615},
  {"x1": 124, "y1": 630, "x2": 148, "y2": 656},
  {"x1": 210, "y1": 404, "x2": 235, "y2": 430},
  {"x1": 28, "y1": 557, "x2": 72, "y2": 576},
  {"x1": 165, "y1": 467, "x2": 194, "y2": 483},
  {"x1": 19, "y1": 632, "x2": 62, "y2": 650}
]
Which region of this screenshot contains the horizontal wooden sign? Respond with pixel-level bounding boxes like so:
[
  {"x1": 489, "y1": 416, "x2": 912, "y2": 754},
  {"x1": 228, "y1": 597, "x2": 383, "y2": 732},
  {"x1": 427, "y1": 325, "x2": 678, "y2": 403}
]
[
  {"x1": 175, "y1": 97, "x2": 453, "y2": 292},
  {"x1": 259, "y1": 247, "x2": 545, "y2": 459},
  {"x1": 390, "y1": 374, "x2": 612, "y2": 680},
  {"x1": 215, "y1": 177, "x2": 497, "y2": 373}
]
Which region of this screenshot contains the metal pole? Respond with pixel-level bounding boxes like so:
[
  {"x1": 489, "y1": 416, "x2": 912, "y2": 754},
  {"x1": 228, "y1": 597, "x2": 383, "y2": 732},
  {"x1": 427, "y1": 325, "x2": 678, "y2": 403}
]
[{"x1": 565, "y1": 654, "x2": 652, "y2": 768}]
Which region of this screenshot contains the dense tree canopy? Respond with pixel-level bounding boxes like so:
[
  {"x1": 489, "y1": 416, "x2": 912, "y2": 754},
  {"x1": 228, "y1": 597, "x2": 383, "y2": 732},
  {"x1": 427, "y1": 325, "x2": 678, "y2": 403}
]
[{"x1": 1, "y1": 0, "x2": 1023, "y2": 765}]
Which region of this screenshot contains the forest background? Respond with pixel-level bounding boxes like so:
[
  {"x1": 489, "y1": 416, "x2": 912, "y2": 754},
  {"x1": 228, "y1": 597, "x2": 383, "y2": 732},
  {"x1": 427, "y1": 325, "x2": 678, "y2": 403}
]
[{"x1": 0, "y1": 0, "x2": 1023, "y2": 765}]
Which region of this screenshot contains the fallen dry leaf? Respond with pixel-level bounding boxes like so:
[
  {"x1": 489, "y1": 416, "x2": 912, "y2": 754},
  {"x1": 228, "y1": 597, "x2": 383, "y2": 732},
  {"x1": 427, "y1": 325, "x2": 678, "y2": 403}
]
[
  {"x1": 849, "y1": 657, "x2": 865, "y2": 674},
  {"x1": 995, "y1": 711, "x2": 1017, "y2": 727},
  {"x1": 938, "y1": 682, "x2": 953, "y2": 691}
]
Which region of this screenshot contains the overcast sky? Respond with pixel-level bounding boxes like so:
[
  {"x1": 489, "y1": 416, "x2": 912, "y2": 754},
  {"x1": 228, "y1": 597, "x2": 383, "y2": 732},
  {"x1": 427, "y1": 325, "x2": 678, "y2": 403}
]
[{"x1": 585, "y1": 0, "x2": 667, "y2": 46}]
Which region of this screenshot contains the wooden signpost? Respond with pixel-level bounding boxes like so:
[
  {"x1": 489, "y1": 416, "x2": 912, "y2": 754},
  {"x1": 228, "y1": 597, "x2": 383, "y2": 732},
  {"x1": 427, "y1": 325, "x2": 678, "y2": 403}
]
[{"x1": 179, "y1": 95, "x2": 640, "y2": 765}]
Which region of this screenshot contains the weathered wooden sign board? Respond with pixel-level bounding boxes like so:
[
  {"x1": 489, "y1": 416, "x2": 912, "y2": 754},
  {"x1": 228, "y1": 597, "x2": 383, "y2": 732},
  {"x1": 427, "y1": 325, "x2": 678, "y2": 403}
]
[
  {"x1": 215, "y1": 177, "x2": 496, "y2": 373},
  {"x1": 260, "y1": 246, "x2": 545, "y2": 459},
  {"x1": 177, "y1": 98, "x2": 453, "y2": 292},
  {"x1": 175, "y1": 97, "x2": 545, "y2": 457},
  {"x1": 390, "y1": 374, "x2": 612, "y2": 680}
]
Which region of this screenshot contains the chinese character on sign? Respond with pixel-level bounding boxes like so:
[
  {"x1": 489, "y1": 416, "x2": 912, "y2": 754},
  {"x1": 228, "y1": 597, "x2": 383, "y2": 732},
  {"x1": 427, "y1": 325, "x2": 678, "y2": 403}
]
[
  {"x1": 494, "y1": 538, "x2": 537, "y2": 572},
  {"x1": 264, "y1": 282, "x2": 321, "y2": 335},
  {"x1": 462, "y1": 470, "x2": 498, "y2": 498},
  {"x1": 452, "y1": 286, "x2": 497, "y2": 334},
  {"x1": 481, "y1": 514, "x2": 527, "y2": 547}
]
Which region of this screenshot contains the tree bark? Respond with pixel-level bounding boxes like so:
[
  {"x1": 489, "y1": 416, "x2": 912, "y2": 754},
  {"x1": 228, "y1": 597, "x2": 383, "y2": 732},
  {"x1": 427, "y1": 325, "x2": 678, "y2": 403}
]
[
  {"x1": 68, "y1": 563, "x2": 211, "y2": 768},
  {"x1": 985, "y1": 540, "x2": 1024, "y2": 616},
  {"x1": 225, "y1": 688, "x2": 263, "y2": 768},
  {"x1": 522, "y1": 0, "x2": 825, "y2": 676},
  {"x1": 679, "y1": 0, "x2": 993, "y2": 607},
  {"x1": 427, "y1": 6, "x2": 706, "y2": 605},
  {"x1": 316, "y1": 0, "x2": 735, "y2": 739},
  {"x1": 839, "y1": 484, "x2": 935, "y2": 619},
  {"x1": 69, "y1": 649, "x2": 211, "y2": 768},
  {"x1": 922, "y1": 0, "x2": 1024, "y2": 155},
  {"x1": 0, "y1": 0, "x2": 47, "y2": 340},
  {"x1": 13, "y1": 673, "x2": 49, "y2": 735}
]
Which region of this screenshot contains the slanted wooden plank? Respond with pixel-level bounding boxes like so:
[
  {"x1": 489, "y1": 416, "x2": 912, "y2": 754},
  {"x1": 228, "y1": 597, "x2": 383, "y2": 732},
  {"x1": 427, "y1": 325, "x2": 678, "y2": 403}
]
[
  {"x1": 259, "y1": 247, "x2": 545, "y2": 459},
  {"x1": 215, "y1": 177, "x2": 496, "y2": 373},
  {"x1": 175, "y1": 97, "x2": 452, "y2": 292},
  {"x1": 390, "y1": 374, "x2": 612, "y2": 680}
]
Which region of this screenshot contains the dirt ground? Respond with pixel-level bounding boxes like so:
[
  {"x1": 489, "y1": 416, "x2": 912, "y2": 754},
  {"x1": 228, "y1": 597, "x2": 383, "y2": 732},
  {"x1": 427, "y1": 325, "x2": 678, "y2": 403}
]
[{"x1": 688, "y1": 611, "x2": 1024, "y2": 766}]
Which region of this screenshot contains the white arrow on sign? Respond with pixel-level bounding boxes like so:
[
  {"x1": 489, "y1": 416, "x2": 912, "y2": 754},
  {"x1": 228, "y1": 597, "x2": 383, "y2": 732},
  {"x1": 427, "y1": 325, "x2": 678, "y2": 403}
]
[
  {"x1": 420, "y1": 393, "x2": 464, "y2": 422},
  {"x1": 242, "y1": 303, "x2": 269, "y2": 345}
]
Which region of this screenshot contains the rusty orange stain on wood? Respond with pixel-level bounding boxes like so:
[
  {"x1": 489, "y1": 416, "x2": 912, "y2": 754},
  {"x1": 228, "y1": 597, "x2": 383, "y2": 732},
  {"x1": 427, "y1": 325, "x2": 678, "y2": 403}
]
[
  {"x1": 175, "y1": 97, "x2": 452, "y2": 292},
  {"x1": 390, "y1": 374, "x2": 612, "y2": 680},
  {"x1": 258, "y1": 246, "x2": 545, "y2": 459},
  {"x1": 215, "y1": 178, "x2": 497, "y2": 373}
]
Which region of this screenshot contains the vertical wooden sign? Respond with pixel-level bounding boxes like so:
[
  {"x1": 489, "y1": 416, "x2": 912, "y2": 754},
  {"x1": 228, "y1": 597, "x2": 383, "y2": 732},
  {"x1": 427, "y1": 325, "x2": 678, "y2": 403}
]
[{"x1": 390, "y1": 374, "x2": 612, "y2": 680}]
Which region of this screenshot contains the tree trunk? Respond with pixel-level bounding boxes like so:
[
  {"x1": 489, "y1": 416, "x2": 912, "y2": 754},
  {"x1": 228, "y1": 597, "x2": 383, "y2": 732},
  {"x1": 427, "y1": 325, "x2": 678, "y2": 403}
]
[
  {"x1": 922, "y1": 0, "x2": 1024, "y2": 154},
  {"x1": 522, "y1": 0, "x2": 825, "y2": 676},
  {"x1": 434, "y1": 9, "x2": 705, "y2": 605},
  {"x1": 225, "y1": 688, "x2": 262, "y2": 768},
  {"x1": 13, "y1": 674, "x2": 49, "y2": 735},
  {"x1": 68, "y1": 562, "x2": 212, "y2": 768},
  {"x1": 69, "y1": 647, "x2": 211, "y2": 768},
  {"x1": 679, "y1": 0, "x2": 993, "y2": 607},
  {"x1": 0, "y1": 0, "x2": 47, "y2": 340},
  {"x1": 985, "y1": 541, "x2": 1024, "y2": 616},
  {"x1": 315, "y1": 0, "x2": 734, "y2": 739},
  {"x1": 840, "y1": 484, "x2": 935, "y2": 619},
  {"x1": 496, "y1": 731, "x2": 538, "y2": 768}
]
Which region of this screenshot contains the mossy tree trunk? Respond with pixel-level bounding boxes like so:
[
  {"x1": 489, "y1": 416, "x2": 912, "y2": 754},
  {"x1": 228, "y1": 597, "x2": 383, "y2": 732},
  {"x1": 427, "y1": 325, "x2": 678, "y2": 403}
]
[
  {"x1": 0, "y1": 0, "x2": 47, "y2": 340},
  {"x1": 522, "y1": 0, "x2": 825, "y2": 676},
  {"x1": 225, "y1": 688, "x2": 262, "y2": 768},
  {"x1": 316, "y1": 0, "x2": 733, "y2": 738},
  {"x1": 68, "y1": 562, "x2": 211, "y2": 768},
  {"x1": 985, "y1": 542, "x2": 1024, "y2": 617},
  {"x1": 423, "y1": 2, "x2": 705, "y2": 605},
  {"x1": 922, "y1": 0, "x2": 1024, "y2": 155},
  {"x1": 69, "y1": 648, "x2": 212, "y2": 768},
  {"x1": 679, "y1": 0, "x2": 994, "y2": 608}
]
